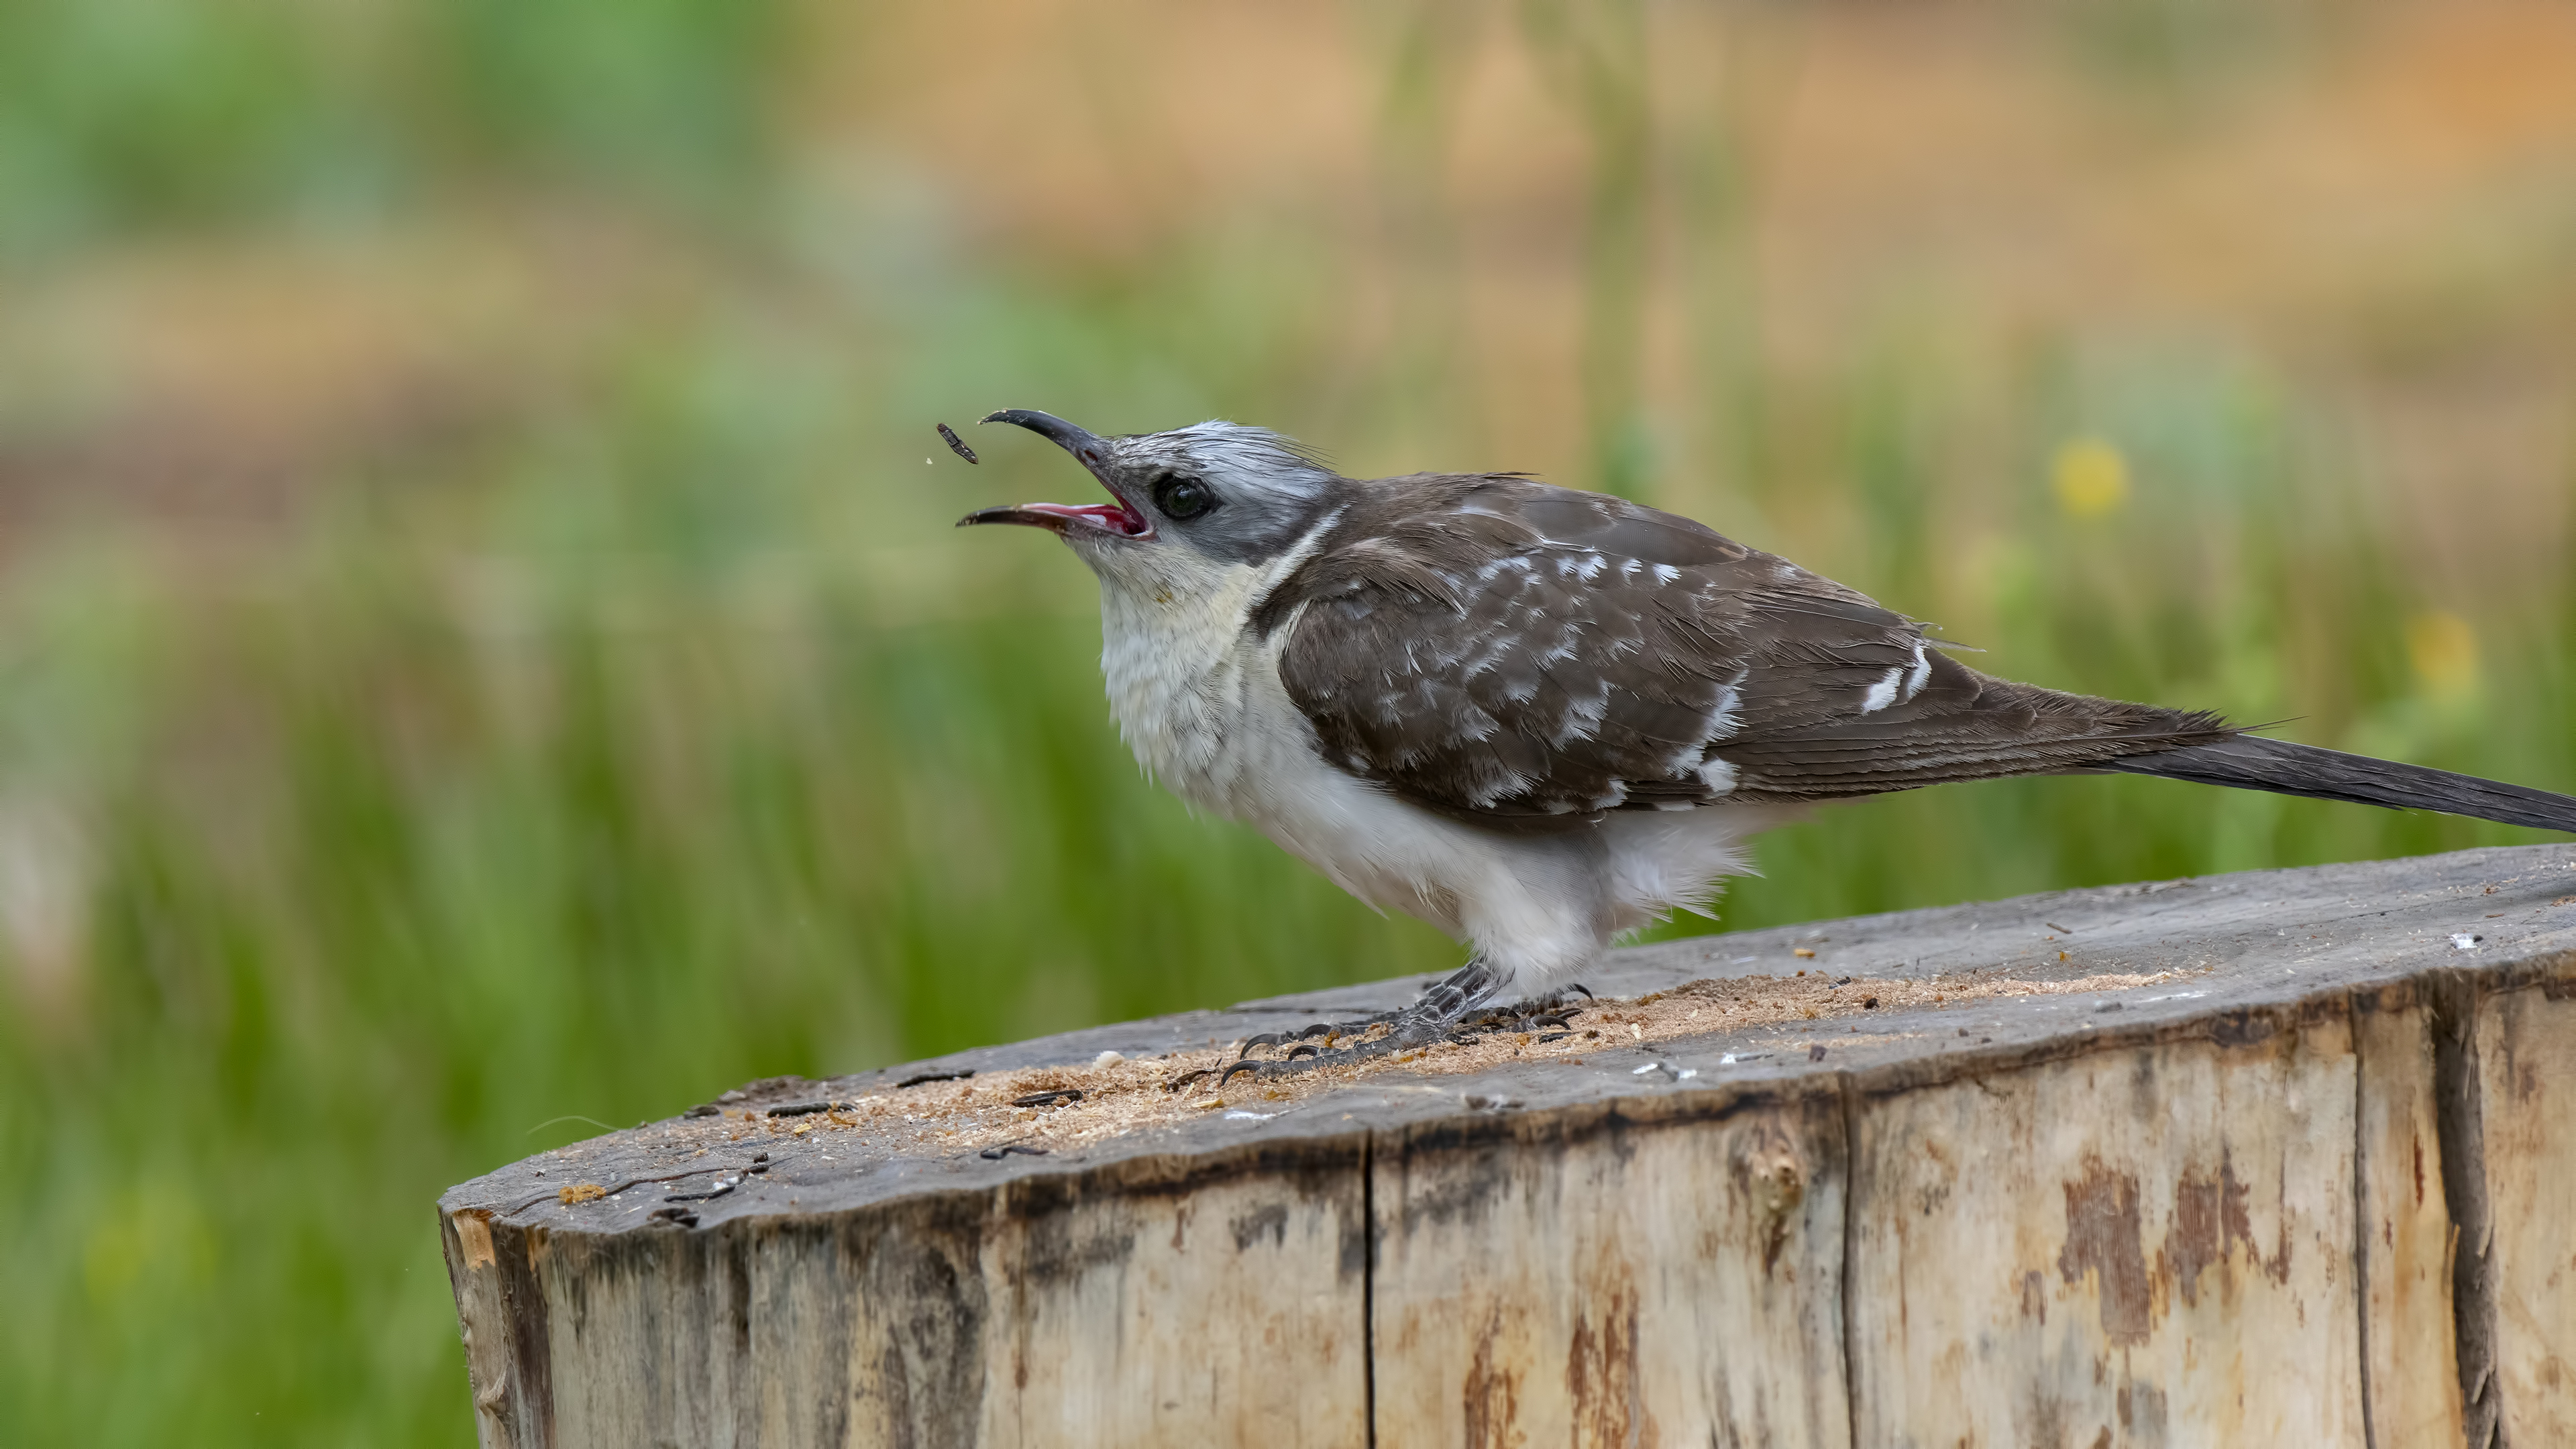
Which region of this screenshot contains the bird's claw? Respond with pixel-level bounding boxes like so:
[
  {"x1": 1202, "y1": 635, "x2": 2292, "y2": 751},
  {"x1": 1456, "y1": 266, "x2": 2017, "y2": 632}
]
[
  {"x1": 1214, "y1": 963, "x2": 1589, "y2": 1081},
  {"x1": 1230, "y1": 1012, "x2": 1397, "y2": 1063},
  {"x1": 1221, "y1": 1028, "x2": 1414, "y2": 1082}
]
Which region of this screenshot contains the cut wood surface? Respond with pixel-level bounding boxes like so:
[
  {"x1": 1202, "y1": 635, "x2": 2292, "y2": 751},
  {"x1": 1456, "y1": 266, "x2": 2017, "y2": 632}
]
[{"x1": 440, "y1": 843, "x2": 2576, "y2": 1448}]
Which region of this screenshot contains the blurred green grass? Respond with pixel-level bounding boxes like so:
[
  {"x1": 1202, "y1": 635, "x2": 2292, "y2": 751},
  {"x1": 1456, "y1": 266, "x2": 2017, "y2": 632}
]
[{"x1": 2, "y1": 1, "x2": 2572, "y2": 1443}]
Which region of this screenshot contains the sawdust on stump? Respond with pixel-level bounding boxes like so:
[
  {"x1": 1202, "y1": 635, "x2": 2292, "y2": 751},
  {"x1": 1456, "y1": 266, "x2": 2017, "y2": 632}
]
[{"x1": 679, "y1": 965, "x2": 2205, "y2": 1161}]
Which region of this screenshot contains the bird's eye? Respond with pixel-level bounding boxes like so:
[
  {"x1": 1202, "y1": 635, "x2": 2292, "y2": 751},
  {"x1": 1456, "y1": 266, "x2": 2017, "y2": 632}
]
[{"x1": 1152, "y1": 474, "x2": 1217, "y2": 521}]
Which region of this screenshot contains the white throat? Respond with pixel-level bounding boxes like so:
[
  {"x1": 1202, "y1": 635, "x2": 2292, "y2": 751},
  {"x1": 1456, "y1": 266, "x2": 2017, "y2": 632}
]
[{"x1": 1071, "y1": 515, "x2": 1341, "y2": 817}]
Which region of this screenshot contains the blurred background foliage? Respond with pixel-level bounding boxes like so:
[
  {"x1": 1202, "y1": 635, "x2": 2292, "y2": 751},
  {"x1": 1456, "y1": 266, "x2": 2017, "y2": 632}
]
[{"x1": 2, "y1": 0, "x2": 2573, "y2": 1440}]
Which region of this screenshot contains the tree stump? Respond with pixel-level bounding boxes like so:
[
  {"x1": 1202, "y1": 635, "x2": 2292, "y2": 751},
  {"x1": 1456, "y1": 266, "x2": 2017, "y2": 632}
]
[{"x1": 440, "y1": 843, "x2": 2576, "y2": 1447}]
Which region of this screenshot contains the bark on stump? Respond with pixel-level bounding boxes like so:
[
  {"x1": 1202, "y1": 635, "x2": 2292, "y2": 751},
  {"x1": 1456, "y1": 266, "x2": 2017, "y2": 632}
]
[{"x1": 440, "y1": 843, "x2": 2576, "y2": 1448}]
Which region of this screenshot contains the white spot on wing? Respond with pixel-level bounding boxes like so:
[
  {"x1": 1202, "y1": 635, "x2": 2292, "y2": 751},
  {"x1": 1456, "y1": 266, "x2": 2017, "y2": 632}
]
[
  {"x1": 1860, "y1": 665, "x2": 1904, "y2": 714},
  {"x1": 1550, "y1": 687, "x2": 1612, "y2": 747},
  {"x1": 1901, "y1": 640, "x2": 1931, "y2": 701},
  {"x1": 1650, "y1": 564, "x2": 1682, "y2": 585},
  {"x1": 1658, "y1": 667, "x2": 1748, "y2": 776},
  {"x1": 1706, "y1": 667, "x2": 1746, "y2": 742}
]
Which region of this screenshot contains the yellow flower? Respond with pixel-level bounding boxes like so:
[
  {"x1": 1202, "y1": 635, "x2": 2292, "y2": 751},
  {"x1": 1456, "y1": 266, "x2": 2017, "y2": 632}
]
[
  {"x1": 2406, "y1": 612, "x2": 2479, "y2": 696},
  {"x1": 2051, "y1": 436, "x2": 2131, "y2": 518}
]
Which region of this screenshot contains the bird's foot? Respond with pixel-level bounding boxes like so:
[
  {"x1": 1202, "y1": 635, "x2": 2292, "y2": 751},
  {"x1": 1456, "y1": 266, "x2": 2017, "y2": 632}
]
[
  {"x1": 1220, "y1": 961, "x2": 1559, "y2": 1081},
  {"x1": 1219, "y1": 1022, "x2": 1418, "y2": 1083},
  {"x1": 1227, "y1": 1010, "x2": 1405, "y2": 1065},
  {"x1": 1456, "y1": 981, "x2": 1593, "y2": 1036}
]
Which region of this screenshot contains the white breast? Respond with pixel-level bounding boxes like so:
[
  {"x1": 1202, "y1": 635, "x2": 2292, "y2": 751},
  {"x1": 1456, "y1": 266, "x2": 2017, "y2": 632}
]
[{"x1": 1093, "y1": 556, "x2": 1272, "y2": 813}]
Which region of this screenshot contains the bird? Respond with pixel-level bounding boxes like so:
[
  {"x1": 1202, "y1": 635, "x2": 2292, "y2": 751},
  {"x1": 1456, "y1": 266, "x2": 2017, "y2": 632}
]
[{"x1": 959, "y1": 408, "x2": 2576, "y2": 1076}]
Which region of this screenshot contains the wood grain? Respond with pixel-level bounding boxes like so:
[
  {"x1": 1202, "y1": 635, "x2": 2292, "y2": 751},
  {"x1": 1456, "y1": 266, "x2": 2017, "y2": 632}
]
[
  {"x1": 2352, "y1": 982, "x2": 2467, "y2": 1446},
  {"x1": 1847, "y1": 1012, "x2": 2363, "y2": 1446},
  {"x1": 2478, "y1": 971, "x2": 2576, "y2": 1445},
  {"x1": 1371, "y1": 1086, "x2": 1850, "y2": 1448},
  {"x1": 446, "y1": 1144, "x2": 1368, "y2": 1448}
]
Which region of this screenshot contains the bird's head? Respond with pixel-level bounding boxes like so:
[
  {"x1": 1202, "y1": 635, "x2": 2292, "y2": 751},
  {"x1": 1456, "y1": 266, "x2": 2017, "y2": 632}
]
[{"x1": 958, "y1": 410, "x2": 1345, "y2": 584}]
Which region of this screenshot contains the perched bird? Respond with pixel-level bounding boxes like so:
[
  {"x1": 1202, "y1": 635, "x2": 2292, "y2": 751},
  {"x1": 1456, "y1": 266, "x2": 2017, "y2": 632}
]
[{"x1": 960, "y1": 409, "x2": 2576, "y2": 1074}]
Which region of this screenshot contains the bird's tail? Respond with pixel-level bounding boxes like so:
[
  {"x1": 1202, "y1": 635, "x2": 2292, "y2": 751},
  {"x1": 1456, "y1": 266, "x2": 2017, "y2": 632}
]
[{"x1": 2102, "y1": 735, "x2": 2576, "y2": 834}]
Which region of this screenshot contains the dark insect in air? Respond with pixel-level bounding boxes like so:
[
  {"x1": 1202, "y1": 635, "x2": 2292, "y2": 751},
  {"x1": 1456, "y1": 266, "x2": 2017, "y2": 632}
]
[{"x1": 936, "y1": 423, "x2": 977, "y2": 465}]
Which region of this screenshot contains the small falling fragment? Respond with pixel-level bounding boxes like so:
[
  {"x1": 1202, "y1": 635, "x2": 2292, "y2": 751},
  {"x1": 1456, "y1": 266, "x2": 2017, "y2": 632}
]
[
  {"x1": 1224, "y1": 1110, "x2": 1276, "y2": 1122},
  {"x1": 1808, "y1": 1044, "x2": 1828, "y2": 1061},
  {"x1": 1463, "y1": 1093, "x2": 1521, "y2": 1110},
  {"x1": 978, "y1": 1142, "x2": 1049, "y2": 1160},
  {"x1": 1092, "y1": 1049, "x2": 1127, "y2": 1069},
  {"x1": 2450, "y1": 933, "x2": 2481, "y2": 951},
  {"x1": 558, "y1": 1183, "x2": 606, "y2": 1205},
  {"x1": 937, "y1": 422, "x2": 978, "y2": 464},
  {"x1": 1793, "y1": 948, "x2": 1816, "y2": 959}
]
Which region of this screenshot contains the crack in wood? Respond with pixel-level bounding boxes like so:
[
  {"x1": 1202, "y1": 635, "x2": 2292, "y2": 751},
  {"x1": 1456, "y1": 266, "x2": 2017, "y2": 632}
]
[
  {"x1": 2433, "y1": 971, "x2": 2510, "y2": 1449},
  {"x1": 2353, "y1": 990, "x2": 2381, "y2": 1449}
]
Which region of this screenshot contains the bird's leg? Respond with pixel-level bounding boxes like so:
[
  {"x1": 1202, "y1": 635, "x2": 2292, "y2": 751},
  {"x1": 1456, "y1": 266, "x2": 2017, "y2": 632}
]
[
  {"x1": 1228, "y1": 959, "x2": 1500, "y2": 1063},
  {"x1": 1398, "y1": 958, "x2": 1507, "y2": 1040},
  {"x1": 1226, "y1": 960, "x2": 1507, "y2": 1083}
]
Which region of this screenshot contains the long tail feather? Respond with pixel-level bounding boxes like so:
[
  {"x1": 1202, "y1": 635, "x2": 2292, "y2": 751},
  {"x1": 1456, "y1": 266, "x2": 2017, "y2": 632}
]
[{"x1": 2102, "y1": 735, "x2": 2576, "y2": 834}]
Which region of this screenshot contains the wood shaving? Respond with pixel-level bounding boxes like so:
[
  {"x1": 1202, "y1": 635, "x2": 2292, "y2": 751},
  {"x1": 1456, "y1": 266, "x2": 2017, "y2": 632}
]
[{"x1": 661, "y1": 965, "x2": 2206, "y2": 1161}]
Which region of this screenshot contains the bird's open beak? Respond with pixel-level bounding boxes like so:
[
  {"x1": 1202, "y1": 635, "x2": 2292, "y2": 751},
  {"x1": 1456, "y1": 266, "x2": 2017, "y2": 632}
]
[{"x1": 956, "y1": 409, "x2": 1155, "y2": 539}]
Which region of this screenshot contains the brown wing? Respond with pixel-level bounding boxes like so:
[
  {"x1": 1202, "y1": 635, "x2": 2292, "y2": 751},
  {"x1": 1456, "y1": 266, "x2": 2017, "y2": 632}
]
[{"x1": 1266, "y1": 474, "x2": 2231, "y2": 826}]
